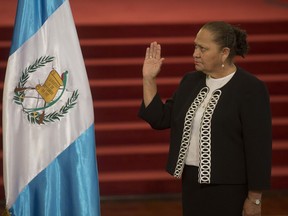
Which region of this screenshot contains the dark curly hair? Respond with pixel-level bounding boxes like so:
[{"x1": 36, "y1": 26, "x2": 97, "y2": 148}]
[{"x1": 202, "y1": 21, "x2": 249, "y2": 61}]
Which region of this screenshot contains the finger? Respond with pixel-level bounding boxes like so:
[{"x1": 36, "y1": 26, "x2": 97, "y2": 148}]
[
  {"x1": 156, "y1": 44, "x2": 161, "y2": 59},
  {"x1": 149, "y1": 42, "x2": 154, "y2": 58},
  {"x1": 145, "y1": 47, "x2": 150, "y2": 59},
  {"x1": 151, "y1": 42, "x2": 157, "y2": 58}
]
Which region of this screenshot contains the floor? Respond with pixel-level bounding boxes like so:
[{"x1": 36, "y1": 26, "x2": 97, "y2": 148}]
[
  {"x1": 100, "y1": 191, "x2": 288, "y2": 216},
  {"x1": 0, "y1": 191, "x2": 288, "y2": 215}
]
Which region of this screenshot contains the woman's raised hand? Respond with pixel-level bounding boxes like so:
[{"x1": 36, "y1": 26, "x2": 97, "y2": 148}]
[{"x1": 142, "y1": 42, "x2": 165, "y2": 79}]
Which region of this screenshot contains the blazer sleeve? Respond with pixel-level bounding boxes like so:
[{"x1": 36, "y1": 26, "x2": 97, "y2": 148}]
[
  {"x1": 138, "y1": 93, "x2": 174, "y2": 130},
  {"x1": 240, "y1": 80, "x2": 272, "y2": 190}
]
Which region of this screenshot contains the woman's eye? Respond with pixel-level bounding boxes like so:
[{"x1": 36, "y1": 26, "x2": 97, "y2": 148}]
[
  {"x1": 194, "y1": 44, "x2": 207, "y2": 53},
  {"x1": 200, "y1": 47, "x2": 207, "y2": 52}
]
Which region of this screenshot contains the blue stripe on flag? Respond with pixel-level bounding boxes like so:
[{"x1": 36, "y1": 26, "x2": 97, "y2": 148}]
[
  {"x1": 10, "y1": 0, "x2": 65, "y2": 55},
  {"x1": 9, "y1": 125, "x2": 101, "y2": 216}
]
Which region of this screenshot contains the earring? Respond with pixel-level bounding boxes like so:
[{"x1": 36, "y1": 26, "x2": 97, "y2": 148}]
[{"x1": 221, "y1": 64, "x2": 224, "y2": 68}]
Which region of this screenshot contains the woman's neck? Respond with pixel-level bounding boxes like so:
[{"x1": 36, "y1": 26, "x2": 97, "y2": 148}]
[{"x1": 208, "y1": 64, "x2": 237, "y2": 79}]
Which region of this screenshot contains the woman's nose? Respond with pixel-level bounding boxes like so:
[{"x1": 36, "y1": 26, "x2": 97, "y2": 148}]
[{"x1": 193, "y1": 48, "x2": 199, "y2": 58}]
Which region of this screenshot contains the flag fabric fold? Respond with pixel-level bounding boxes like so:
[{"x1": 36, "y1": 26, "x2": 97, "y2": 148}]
[{"x1": 3, "y1": 0, "x2": 101, "y2": 215}]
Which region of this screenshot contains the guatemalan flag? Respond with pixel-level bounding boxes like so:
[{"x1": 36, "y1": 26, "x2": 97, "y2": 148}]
[{"x1": 2, "y1": 0, "x2": 101, "y2": 215}]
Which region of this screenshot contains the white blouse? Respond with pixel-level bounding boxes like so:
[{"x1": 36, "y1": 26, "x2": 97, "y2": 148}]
[{"x1": 185, "y1": 72, "x2": 236, "y2": 166}]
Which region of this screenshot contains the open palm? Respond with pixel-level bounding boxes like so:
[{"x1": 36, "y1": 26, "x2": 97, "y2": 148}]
[{"x1": 142, "y1": 42, "x2": 164, "y2": 79}]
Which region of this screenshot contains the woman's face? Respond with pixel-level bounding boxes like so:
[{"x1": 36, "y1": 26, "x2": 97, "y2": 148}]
[{"x1": 193, "y1": 28, "x2": 226, "y2": 77}]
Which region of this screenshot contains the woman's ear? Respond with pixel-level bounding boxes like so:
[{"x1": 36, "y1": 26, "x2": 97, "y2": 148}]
[{"x1": 221, "y1": 47, "x2": 230, "y2": 62}]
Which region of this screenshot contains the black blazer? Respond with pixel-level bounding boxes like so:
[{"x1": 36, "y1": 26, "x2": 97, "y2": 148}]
[{"x1": 139, "y1": 67, "x2": 272, "y2": 191}]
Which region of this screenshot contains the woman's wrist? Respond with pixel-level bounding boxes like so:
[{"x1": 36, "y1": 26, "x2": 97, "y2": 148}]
[
  {"x1": 247, "y1": 191, "x2": 262, "y2": 205},
  {"x1": 143, "y1": 76, "x2": 156, "y2": 82},
  {"x1": 248, "y1": 191, "x2": 262, "y2": 198},
  {"x1": 143, "y1": 77, "x2": 157, "y2": 107}
]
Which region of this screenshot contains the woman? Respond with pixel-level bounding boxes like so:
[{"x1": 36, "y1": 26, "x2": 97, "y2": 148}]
[{"x1": 138, "y1": 21, "x2": 272, "y2": 216}]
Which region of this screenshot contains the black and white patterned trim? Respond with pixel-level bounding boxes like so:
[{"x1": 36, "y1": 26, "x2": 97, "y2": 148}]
[
  {"x1": 199, "y1": 89, "x2": 222, "y2": 183},
  {"x1": 173, "y1": 87, "x2": 209, "y2": 178}
]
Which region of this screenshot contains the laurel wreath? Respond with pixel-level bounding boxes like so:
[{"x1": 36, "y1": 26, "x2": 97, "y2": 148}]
[
  {"x1": 13, "y1": 56, "x2": 79, "y2": 125},
  {"x1": 27, "y1": 90, "x2": 79, "y2": 124},
  {"x1": 13, "y1": 56, "x2": 55, "y2": 105}
]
